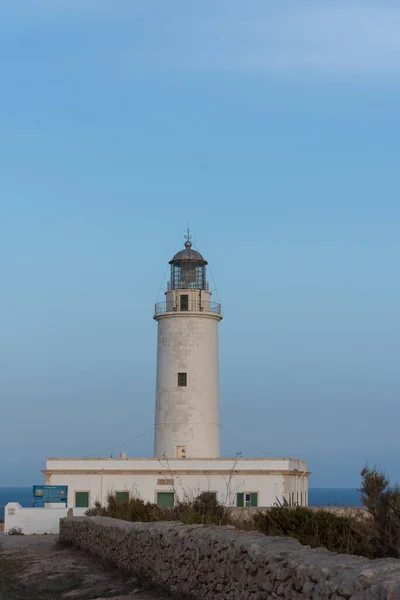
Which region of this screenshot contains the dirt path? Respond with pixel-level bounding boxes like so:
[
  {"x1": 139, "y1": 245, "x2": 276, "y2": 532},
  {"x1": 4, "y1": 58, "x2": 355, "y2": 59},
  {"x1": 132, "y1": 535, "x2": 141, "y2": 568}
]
[{"x1": 0, "y1": 535, "x2": 169, "y2": 600}]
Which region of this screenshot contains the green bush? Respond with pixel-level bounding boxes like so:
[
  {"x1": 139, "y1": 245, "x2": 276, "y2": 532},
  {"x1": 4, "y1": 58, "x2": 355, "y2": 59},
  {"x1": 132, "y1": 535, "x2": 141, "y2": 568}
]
[
  {"x1": 360, "y1": 465, "x2": 400, "y2": 558},
  {"x1": 251, "y1": 466, "x2": 400, "y2": 559},
  {"x1": 86, "y1": 494, "x2": 159, "y2": 522},
  {"x1": 85, "y1": 491, "x2": 230, "y2": 526},
  {"x1": 173, "y1": 492, "x2": 231, "y2": 525},
  {"x1": 252, "y1": 507, "x2": 372, "y2": 557},
  {"x1": 85, "y1": 500, "x2": 107, "y2": 517}
]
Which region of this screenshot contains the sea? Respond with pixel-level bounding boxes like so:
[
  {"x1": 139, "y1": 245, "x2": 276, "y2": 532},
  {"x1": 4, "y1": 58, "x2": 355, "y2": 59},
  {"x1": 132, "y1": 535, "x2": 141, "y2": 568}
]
[
  {"x1": 0, "y1": 487, "x2": 362, "y2": 520},
  {"x1": 0, "y1": 487, "x2": 33, "y2": 521}
]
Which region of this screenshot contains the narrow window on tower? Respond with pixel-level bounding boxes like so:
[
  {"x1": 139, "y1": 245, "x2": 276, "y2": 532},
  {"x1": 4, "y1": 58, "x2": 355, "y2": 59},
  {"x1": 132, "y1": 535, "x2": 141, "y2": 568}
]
[{"x1": 178, "y1": 372, "x2": 187, "y2": 387}]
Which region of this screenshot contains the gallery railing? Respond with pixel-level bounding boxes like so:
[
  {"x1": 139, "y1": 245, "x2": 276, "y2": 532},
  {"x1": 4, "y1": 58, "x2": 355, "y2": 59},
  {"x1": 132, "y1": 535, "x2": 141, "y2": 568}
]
[
  {"x1": 167, "y1": 281, "x2": 210, "y2": 291},
  {"x1": 154, "y1": 301, "x2": 222, "y2": 315}
]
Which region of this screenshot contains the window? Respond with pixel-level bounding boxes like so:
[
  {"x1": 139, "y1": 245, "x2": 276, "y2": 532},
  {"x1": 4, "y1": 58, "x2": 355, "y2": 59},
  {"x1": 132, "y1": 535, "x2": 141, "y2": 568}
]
[
  {"x1": 115, "y1": 491, "x2": 129, "y2": 505},
  {"x1": 180, "y1": 294, "x2": 189, "y2": 311},
  {"x1": 157, "y1": 492, "x2": 174, "y2": 508},
  {"x1": 176, "y1": 446, "x2": 186, "y2": 458},
  {"x1": 245, "y1": 493, "x2": 258, "y2": 507},
  {"x1": 178, "y1": 372, "x2": 187, "y2": 387},
  {"x1": 236, "y1": 492, "x2": 258, "y2": 508},
  {"x1": 201, "y1": 492, "x2": 217, "y2": 501},
  {"x1": 75, "y1": 491, "x2": 89, "y2": 508}
]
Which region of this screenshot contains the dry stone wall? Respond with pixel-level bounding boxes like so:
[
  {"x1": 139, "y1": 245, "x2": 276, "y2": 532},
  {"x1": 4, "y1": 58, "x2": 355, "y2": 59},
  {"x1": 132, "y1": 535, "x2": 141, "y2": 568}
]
[
  {"x1": 60, "y1": 516, "x2": 400, "y2": 600},
  {"x1": 228, "y1": 507, "x2": 370, "y2": 525}
]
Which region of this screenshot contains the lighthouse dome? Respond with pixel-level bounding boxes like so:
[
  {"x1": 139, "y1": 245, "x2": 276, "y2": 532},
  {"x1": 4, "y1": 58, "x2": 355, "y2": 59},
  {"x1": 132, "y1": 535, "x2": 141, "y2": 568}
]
[{"x1": 169, "y1": 241, "x2": 207, "y2": 264}]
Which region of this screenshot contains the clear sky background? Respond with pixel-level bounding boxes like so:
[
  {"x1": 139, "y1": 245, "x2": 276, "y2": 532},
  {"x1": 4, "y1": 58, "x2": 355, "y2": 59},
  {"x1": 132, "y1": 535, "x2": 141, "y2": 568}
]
[{"x1": 1, "y1": 0, "x2": 399, "y2": 488}]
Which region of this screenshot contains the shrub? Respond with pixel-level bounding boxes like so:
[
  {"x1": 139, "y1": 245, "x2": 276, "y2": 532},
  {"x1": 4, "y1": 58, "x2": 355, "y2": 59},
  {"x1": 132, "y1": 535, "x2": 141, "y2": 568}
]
[
  {"x1": 360, "y1": 465, "x2": 400, "y2": 558},
  {"x1": 85, "y1": 491, "x2": 230, "y2": 526},
  {"x1": 86, "y1": 494, "x2": 159, "y2": 522},
  {"x1": 173, "y1": 492, "x2": 231, "y2": 525},
  {"x1": 252, "y1": 466, "x2": 400, "y2": 559},
  {"x1": 8, "y1": 526, "x2": 23, "y2": 536},
  {"x1": 85, "y1": 500, "x2": 108, "y2": 517},
  {"x1": 252, "y1": 507, "x2": 372, "y2": 557}
]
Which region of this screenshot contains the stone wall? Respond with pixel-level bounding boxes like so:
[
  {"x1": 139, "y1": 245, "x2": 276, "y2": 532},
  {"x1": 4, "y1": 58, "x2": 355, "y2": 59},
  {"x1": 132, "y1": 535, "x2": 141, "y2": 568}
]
[
  {"x1": 229, "y1": 506, "x2": 370, "y2": 524},
  {"x1": 60, "y1": 517, "x2": 400, "y2": 599}
]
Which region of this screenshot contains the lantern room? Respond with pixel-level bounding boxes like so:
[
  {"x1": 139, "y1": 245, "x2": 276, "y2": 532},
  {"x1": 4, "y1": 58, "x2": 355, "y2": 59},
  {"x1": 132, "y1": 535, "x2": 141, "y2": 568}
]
[{"x1": 168, "y1": 241, "x2": 208, "y2": 290}]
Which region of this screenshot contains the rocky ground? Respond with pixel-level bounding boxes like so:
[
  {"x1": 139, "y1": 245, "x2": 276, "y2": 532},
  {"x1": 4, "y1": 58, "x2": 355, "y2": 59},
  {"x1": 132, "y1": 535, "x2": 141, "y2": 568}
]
[{"x1": 0, "y1": 534, "x2": 169, "y2": 600}]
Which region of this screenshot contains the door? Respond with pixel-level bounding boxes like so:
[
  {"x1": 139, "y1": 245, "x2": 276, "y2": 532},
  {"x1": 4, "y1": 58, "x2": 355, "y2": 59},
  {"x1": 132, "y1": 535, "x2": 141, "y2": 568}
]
[
  {"x1": 180, "y1": 295, "x2": 189, "y2": 311},
  {"x1": 157, "y1": 492, "x2": 174, "y2": 508}
]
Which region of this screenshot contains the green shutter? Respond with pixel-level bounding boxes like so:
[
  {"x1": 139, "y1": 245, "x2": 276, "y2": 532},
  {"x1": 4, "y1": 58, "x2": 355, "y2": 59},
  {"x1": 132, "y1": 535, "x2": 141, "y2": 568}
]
[
  {"x1": 157, "y1": 492, "x2": 174, "y2": 508},
  {"x1": 250, "y1": 493, "x2": 258, "y2": 507},
  {"x1": 75, "y1": 492, "x2": 89, "y2": 508},
  {"x1": 115, "y1": 491, "x2": 129, "y2": 505},
  {"x1": 236, "y1": 493, "x2": 244, "y2": 507}
]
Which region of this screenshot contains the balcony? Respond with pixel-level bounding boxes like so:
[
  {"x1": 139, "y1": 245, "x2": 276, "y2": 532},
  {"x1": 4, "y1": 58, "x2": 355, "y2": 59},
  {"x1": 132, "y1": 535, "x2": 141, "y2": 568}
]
[
  {"x1": 167, "y1": 281, "x2": 210, "y2": 291},
  {"x1": 154, "y1": 301, "x2": 222, "y2": 316}
]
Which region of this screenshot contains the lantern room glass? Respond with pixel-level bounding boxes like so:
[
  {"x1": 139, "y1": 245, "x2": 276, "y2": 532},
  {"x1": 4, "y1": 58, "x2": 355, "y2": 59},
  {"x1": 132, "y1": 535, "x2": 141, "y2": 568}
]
[{"x1": 170, "y1": 261, "x2": 207, "y2": 290}]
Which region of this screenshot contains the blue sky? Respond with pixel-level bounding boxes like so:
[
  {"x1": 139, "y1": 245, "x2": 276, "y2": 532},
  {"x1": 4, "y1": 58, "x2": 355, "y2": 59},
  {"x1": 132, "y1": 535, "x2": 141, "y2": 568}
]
[{"x1": 1, "y1": 0, "x2": 399, "y2": 488}]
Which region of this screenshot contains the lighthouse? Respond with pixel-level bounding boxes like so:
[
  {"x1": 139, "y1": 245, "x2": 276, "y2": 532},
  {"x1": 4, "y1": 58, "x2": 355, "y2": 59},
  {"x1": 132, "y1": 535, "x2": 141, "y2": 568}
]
[
  {"x1": 153, "y1": 237, "x2": 223, "y2": 459},
  {"x1": 43, "y1": 233, "x2": 310, "y2": 515}
]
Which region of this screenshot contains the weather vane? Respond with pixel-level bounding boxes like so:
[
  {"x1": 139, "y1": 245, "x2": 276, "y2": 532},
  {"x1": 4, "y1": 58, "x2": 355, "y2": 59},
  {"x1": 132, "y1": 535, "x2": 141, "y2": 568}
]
[{"x1": 184, "y1": 222, "x2": 192, "y2": 245}]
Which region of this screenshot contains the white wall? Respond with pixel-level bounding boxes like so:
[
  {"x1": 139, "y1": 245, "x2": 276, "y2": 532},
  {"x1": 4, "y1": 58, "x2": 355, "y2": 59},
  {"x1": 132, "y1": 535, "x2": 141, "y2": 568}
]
[
  {"x1": 46, "y1": 457, "x2": 303, "y2": 472},
  {"x1": 44, "y1": 458, "x2": 309, "y2": 509},
  {"x1": 48, "y1": 472, "x2": 287, "y2": 508},
  {"x1": 4, "y1": 503, "x2": 87, "y2": 535},
  {"x1": 46, "y1": 471, "x2": 308, "y2": 509}
]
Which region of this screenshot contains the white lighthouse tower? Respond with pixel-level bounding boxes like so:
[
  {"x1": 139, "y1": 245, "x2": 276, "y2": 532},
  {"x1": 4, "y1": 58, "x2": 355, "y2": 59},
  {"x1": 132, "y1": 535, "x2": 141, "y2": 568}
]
[{"x1": 153, "y1": 236, "x2": 223, "y2": 459}]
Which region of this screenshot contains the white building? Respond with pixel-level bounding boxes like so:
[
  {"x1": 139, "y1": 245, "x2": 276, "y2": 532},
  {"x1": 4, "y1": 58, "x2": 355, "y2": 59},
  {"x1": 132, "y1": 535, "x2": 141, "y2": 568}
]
[{"x1": 43, "y1": 237, "x2": 310, "y2": 510}]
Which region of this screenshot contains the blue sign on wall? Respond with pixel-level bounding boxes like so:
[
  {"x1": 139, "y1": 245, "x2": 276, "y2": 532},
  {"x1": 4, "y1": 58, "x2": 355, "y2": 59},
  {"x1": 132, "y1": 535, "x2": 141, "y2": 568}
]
[{"x1": 32, "y1": 485, "x2": 68, "y2": 507}]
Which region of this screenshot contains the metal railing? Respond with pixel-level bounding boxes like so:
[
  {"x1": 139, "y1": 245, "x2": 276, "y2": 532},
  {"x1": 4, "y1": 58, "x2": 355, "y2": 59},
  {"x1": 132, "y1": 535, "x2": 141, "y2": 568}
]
[
  {"x1": 167, "y1": 281, "x2": 210, "y2": 291},
  {"x1": 154, "y1": 301, "x2": 222, "y2": 316}
]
